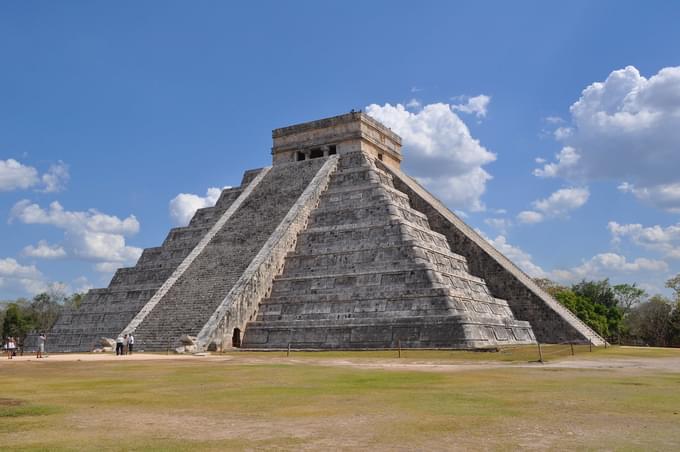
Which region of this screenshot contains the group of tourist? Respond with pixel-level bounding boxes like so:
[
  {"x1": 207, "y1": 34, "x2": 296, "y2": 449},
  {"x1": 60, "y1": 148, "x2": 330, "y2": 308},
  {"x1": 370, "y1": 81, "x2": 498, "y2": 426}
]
[
  {"x1": 115, "y1": 333, "x2": 135, "y2": 355},
  {"x1": 3, "y1": 333, "x2": 47, "y2": 359}
]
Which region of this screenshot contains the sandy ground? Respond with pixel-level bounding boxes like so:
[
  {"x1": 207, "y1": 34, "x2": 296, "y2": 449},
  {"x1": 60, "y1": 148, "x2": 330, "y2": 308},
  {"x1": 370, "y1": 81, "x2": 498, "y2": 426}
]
[{"x1": 2, "y1": 349, "x2": 679, "y2": 374}]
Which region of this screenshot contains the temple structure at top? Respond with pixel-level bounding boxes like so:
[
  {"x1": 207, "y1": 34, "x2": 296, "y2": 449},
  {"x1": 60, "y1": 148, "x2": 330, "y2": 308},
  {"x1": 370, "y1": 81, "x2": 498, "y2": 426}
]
[{"x1": 272, "y1": 111, "x2": 402, "y2": 169}]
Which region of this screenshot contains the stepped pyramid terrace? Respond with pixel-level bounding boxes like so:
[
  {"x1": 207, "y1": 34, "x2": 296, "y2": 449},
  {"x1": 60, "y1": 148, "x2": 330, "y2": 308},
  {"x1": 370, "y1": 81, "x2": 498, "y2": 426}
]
[{"x1": 44, "y1": 112, "x2": 605, "y2": 352}]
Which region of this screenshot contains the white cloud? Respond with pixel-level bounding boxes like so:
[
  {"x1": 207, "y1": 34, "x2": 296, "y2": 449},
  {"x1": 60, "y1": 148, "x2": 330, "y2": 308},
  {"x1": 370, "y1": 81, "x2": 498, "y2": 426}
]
[
  {"x1": 0, "y1": 159, "x2": 70, "y2": 193},
  {"x1": 552, "y1": 253, "x2": 668, "y2": 283},
  {"x1": 617, "y1": 182, "x2": 680, "y2": 213},
  {"x1": 169, "y1": 187, "x2": 226, "y2": 226},
  {"x1": 484, "y1": 217, "x2": 511, "y2": 234},
  {"x1": 10, "y1": 200, "x2": 142, "y2": 272},
  {"x1": 609, "y1": 221, "x2": 680, "y2": 259},
  {"x1": 533, "y1": 147, "x2": 580, "y2": 178},
  {"x1": 365, "y1": 102, "x2": 496, "y2": 211},
  {"x1": 0, "y1": 257, "x2": 48, "y2": 295},
  {"x1": 535, "y1": 65, "x2": 680, "y2": 211},
  {"x1": 544, "y1": 116, "x2": 565, "y2": 125},
  {"x1": 72, "y1": 276, "x2": 93, "y2": 294},
  {"x1": 532, "y1": 187, "x2": 590, "y2": 217},
  {"x1": 406, "y1": 98, "x2": 421, "y2": 109},
  {"x1": 517, "y1": 187, "x2": 589, "y2": 224},
  {"x1": 22, "y1": 240, "x2": 67, "y2": 259},
  {"x1": 553, "y1": 127, "x2": 573, "y2": 140},
  {"x1": 40, "y1": 161, "x2": 70, "y2": 193},
  {"x1": 0, "y1": 159, "x2": 39, "y2": 191},
  {"x1": 451, "y1": 95, "x2": 491, "y2": 118},
  {"x1": 485, "y1": 234, "x2": 546, "y2": 278},
  {"x1": 517, "y1": 210, "x2": 544, "y2": 224}
]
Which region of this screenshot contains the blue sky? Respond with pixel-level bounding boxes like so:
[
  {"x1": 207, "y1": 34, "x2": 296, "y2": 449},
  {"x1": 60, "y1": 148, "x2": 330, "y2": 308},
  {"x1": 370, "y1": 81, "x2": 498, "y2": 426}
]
[{"x1": 2, "y1": 1, "x2": 679, "y2": 299}]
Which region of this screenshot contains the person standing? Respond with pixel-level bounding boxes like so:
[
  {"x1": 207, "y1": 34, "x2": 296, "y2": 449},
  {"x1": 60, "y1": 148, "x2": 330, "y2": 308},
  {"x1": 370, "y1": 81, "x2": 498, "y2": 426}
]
[
  {"x1": 37, "y1": 333, "x2": 46, "y2": 359},
  {"x1": 8, "y1": 337, "x2": 16, "y2": 359},
  {"x1": 115, "y1": 335, "x2": 124, "y2": 356},
  {"x1": 127, "y1": 333, "x2": 134, "y2": 355}
]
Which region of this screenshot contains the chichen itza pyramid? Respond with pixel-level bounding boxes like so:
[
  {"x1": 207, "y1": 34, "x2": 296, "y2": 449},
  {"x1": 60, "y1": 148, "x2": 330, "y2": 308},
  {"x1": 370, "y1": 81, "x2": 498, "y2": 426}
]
[{"x1": 46, "y1": 112, "x2": 605, "y2": 352}]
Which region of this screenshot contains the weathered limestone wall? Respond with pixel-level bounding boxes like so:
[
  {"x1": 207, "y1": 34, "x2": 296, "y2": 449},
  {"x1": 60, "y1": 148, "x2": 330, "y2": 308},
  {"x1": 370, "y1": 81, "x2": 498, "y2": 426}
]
[
  {"x1": 120, "y1": 167, "x2": 272, "y2": 339},
  {"x1": 43, "y1": 181, "x2": 251, "y2": 352},
  {"x1": 130, "y1": 158, "x2": 328, "y2": 351},
  {"x1": 243, "y1": 152, "x2": 535, "y2": 349},
  {"x1": 197, "y1": 155, "x2": 340, "y2": 351},
  {"x1": 271, "y1": 112, "x2": 402, "y2": 169},
  {"x1": 382, "y1": 163, "x2": 605, "y2": 346}
]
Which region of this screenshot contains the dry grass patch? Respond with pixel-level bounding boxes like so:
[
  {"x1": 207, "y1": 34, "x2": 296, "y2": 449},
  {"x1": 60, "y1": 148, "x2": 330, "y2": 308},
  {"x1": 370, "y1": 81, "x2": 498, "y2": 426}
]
[{"x1": 0, "y1": 347, "x2": 679, "y2": 450}]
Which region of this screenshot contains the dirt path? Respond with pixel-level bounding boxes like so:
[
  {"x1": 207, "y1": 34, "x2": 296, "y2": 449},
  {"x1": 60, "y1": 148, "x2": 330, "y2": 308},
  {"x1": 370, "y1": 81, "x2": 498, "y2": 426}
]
[{"x1": 2, "y1": 350, "x2": 678, "y2": 375}]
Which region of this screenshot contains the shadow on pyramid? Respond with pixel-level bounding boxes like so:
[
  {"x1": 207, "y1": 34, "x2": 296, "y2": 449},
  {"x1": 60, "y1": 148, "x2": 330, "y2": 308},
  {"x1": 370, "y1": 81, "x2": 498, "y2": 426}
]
[{"x1": 41, "y1": 112, "x2": 605, "y2": 353}]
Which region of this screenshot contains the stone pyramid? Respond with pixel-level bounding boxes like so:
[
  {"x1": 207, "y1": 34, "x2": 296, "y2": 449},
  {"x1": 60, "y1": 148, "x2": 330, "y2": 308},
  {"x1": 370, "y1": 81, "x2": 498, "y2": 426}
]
[{"x1": 46, "y1": 112, "x2": 604, "y2": 352}]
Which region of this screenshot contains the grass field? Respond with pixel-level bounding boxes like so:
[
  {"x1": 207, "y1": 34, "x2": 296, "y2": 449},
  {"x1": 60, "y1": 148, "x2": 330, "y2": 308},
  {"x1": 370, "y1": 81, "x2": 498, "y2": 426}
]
[{"x1": 1, "y1": 346, "x2": 679, "y2": 451}]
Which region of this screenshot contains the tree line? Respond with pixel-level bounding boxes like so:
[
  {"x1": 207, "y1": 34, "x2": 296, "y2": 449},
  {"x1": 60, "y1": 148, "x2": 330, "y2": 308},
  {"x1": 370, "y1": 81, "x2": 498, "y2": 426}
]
[
  {"x1": 2, "y1": 273, "x2": 680, "y2": 348},
  {"x1": 535, "y1": 274, "x2": 680, "y2": 347},
  {"x1": 1, "y1": 289, "x2": 82, "y2": 344}
]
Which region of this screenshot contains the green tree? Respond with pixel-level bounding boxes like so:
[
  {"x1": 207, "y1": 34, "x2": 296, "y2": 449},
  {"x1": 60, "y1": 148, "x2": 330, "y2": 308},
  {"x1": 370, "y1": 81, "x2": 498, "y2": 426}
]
[
  {"x1": 28, "y1": 292, "x2": 63, "y2": 333},
  {"x1": 613, "y1": 283, "x2": 647, "y2": 313},
  {"x1": 569, "y1": 279, "x2": 623, "y2": 341},
  {"x1": 533, "y1": 278, "x2": 567, "y2": 297},
  {"x1": 668, "y1": 302, "x2": 680, "y2": 347},
  {"x1": 554, "y1": 289, "x2": 610, "y2": 338},
  {"x1": 2, "y1": 302, "x2": 34, "y2": 341},
  {"x1": 666, "y1": 273, "x2": 680, "y2": 302},
  {"x1": 626, "y1": 295, "x2": 673, "y2": 346},
  {"x1": 64, "y1": 293, "x2": 84, "y2": 310},
  {"x1": 572, "y1": 279, "x2": 617, "y2": 308}
]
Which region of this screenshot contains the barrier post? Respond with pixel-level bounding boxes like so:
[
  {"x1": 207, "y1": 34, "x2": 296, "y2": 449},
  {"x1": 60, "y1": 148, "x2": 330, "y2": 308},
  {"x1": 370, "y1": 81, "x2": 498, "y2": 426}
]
[
  {"x1": 537, "y1": 342, "x2": 544, "y2": 363},
  {"x1": 570, "y1": 342, "x2": 574, "y2": 356},
  {"x1": 397, "y1": 340, "x2": 401, "y2": 359},
  {"x1": 287, "y1": 343, "x2": 291, "y2": 357},
  {"x1": 589, "y1": 338, "x2": 593, "y2": 352}
]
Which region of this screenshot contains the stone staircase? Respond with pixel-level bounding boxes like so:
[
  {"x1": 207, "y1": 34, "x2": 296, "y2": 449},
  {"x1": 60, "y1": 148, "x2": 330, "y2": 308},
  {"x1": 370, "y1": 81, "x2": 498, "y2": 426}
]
[
  {"x1": 131, "y1": 158, "x2": 327, "y2": 351},
  {"x1": 242, "y1": 152, "x2": 535, "y2": 349},
  {"x1": 45, "y1": 177, "x2": 251, "y2": 352}
]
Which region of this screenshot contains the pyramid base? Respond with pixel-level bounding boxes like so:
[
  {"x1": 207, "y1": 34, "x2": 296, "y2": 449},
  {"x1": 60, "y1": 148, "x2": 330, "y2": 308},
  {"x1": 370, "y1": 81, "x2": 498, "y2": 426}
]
[{"x1": 242, "y1": 316, "x2": 535, "y2": 350}]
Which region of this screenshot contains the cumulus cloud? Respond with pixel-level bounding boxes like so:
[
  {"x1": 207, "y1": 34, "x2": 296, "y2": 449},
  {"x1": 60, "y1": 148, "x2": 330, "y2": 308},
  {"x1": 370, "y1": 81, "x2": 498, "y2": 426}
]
[
  {"x1": 552, "y1": 253, "x2": 668, "y2": 283},
  {"x1": 609, "y1": 221, "x2": 680, "y2": 259},
  {"x1": 517, "y1": 210, "x2": 544, "y2": 224},
  {"x1": 406, "y1": 98, "x2": 421, "y2": 109},
  {"x1": 0, "y1": 159, "x2": 69, "y2": 193},
  {"x1": 40, "y1": 161, "x2": 70, "y2": 193},
  {"x1": 169, "y1": 187, "x2": 227, "y2": 226},
  {"x1": 533, "y1": 187, "x2": 590, "y2": 217},
  {"x1": 617, "y1": 182, "x2": 680, "y2": 214},
  {"x1": 535, "y1": 65, "x2": 680, "y2": 211},
  {"x1": 0, "y1": 257, "x2": 48, "y2": 295},
  {"x1": 72, "y1": 276, "x2": 93, "y2": 294},
  {"x1": 481, "y1": 232, "x2": 667, "y2": 287},
  {"x1": 451, "y1": 95, "x2": 491, "y2": 118},
  {"x1": 0, "y1": 159, "x2": 39, "y2": 191},
  {"x1": 484, "y1": 217, "x2": 512, "y2": 234},
  {"x1": 365, "y1": 102, "x2": 496, "y2": 211},
  {"x1": 22, "y1": 240, "x2": 67, "y2": 259},
  {"x1": 10, "y1": 200, "x2": 142, "y2": 272},
  {"x1": 533, "y1": 147, "x2": 580, "y2": 178},
  {"x1": 517, "y1": 187, "x2": 589, "y2": 224}
]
